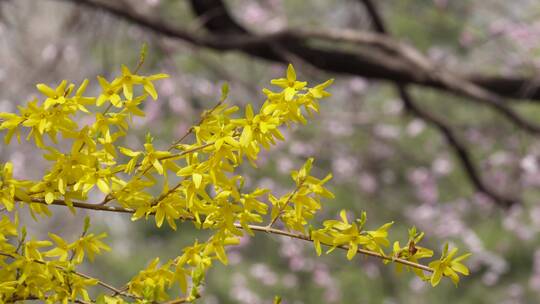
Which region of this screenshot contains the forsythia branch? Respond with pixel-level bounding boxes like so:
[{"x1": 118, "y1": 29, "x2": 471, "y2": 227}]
[
  {"x1": 16, "y1": 197, "x2": 433, "y2": 273},
  {"x1": 0, "y1": 62, "x2": 470, "y2": 303}
]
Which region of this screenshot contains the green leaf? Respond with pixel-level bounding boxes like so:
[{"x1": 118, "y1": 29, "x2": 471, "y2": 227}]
[
  {"x1": 220, "y1": 82, "x2": 230, "y2": 102},
  {"x1": 83, "y1": 216, "x2": 91, "y2": 235}
]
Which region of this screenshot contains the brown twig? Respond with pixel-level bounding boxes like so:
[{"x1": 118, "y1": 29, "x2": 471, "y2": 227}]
[
  {"x1": 52, "y1": 0, "x2": 540, "y2": 101},
  {"x1": 357, "y1": 0, "x2": 518, "y2": 208},
  {"x1": 16, "y1": 198, "x2": 433, "y2": 273}
]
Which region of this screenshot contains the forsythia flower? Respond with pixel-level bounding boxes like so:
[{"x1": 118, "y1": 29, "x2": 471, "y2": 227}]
[
  {"x1": 312, "y1": 209, "x2": 393, "y2": 260},
  {"x1": 390, "y1": 226, "x2": 434, "y2": 278},
  {"x1": 37, "y1": 80, "x2": 69, "y2": 109},
  {"x1": 269, "y1": 158, "x2": 333, "y2": 232},
  {"x1": 96, "y1": 76, "x2": 122, "y2": 107},
  {"x1": 70, "y1": 232, "x2": 111, "y2": 264},
  {"x1": 0, "y1": 61, "x2": 471, "y2": 304},
  {"x1": 0, "y1": 163, "x2": 31, "y2": 210},
  {"x1": 429, "y1": 244, "x2": 471, "y2": 286},
  {"x1": 271, "y1": 64, "x2": 307, "y2": 101},
  {"x1": 118, "y1": 64, "x2": 168, "y2": 100},
  {"x1": 140, "y1": 143, "x2": 176, "y2": 175}
]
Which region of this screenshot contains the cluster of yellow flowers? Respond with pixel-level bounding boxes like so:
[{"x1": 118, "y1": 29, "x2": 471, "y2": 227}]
[{"x1": 0, "y1": 58, "x2": 470, "y2": 303}]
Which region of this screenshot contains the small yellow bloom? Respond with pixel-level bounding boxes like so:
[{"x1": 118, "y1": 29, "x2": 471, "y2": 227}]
[
  {"x1": 429, "y1": 244, "x2": 471, "y2": 286},
  {"x1": 97, "y1": 76, "x2": 122, "y2": 107},
  {"x1": 36, "y1": 80, "x2": 68, "y2": 109},
  {"x1": 271, "y1": 64, "x2": 307, "y2": 101}
]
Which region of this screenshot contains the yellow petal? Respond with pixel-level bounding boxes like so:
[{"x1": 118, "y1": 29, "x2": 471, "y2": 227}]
[
  {"x1": 45, "y1": 192, "x2": 55, "y2": 204},
  {"x1": 143, "y1": 81, "x2": 158, "y2": 100},
  {"x1": 193, "y1": 173, "x2": 203, "y2": 189},
  {"x1": 240, "y1": 125, "x2": 253, "y2": 147},
  {"x1": 36, "y1": 84, "x2": 57, "y2": 98},
  {"x1": 346, "y1": 243, "x2": 358, "y2": 260},
  {"x1": 287, "y1": 64, "x2": 296, "y2": 82},
  {"x1": 96, "y1": 179, "x2": 110, "y2": 194},
  {"x1": 430, "y1": 268, "x2": 443, "y2": 287}
]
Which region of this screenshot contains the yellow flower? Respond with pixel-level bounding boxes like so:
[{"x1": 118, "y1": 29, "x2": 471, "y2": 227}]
[
  {"x1": 391, "y1": 227, "x2": 433, "y2": 278},
  {"x1": 71, "y1": 232, "x2": 111, "y2": 264},
  {"x1": 65, "y1": 126, "x2": 97, "y2": 154},
  {"x1": 119, "y1": 65, "x2": 143, "y2": 100},
  {"x1": 36, "y1": 80, "x2": 68, "y2": 109},
  {"x1": 1, "y1": 162, "x2": 32, "y2": 210},
  {"x1": 151, "y1": 195, "x2": 186, "y2": 230},
  {"x1": 364, "y1": 221, "x2": 394, "y2": 254},
  {"x1": 96, "y1": 76, "x2": 122, "y2": 107},
  {"x1": 141, "y1": 73, "x2": 169, "y2": 100},
  {"x1": 321, "y1": 210, "x2": 365, "y2": 260},
  {"x1": 118, "y1": 64, "x2": 168, "y2": 100},
  {"x1": 308, "y1": 79, "x2": 334, "y2": 99},
  {"x1": 140, "y1": 143, "x2": 175, "y2": 175},
  {"x1": 429, "y1": 244, "x2": 471, "y2": 286},
  {"x1": 177, "y1": 162, "x2": 208, "y2": 189},
  {"x1": 45, "y1": 233, "x2": 71, "y2": 261},
  {"x1": 30, "y1": 179, "x2": 60, "y2": 204},
  {"x1": 0, "y1": 112, "x2": 24, "y2": 143},
  {"x1": 73, "y1": 167, "x2": 114, "y2": 195},
  {"x1": 119, "y1": 146, "x2": 143, "y2": 174},
  {"x1": 24, "y1": 239, "x2": 53, "y2": 260},
  {"x1": 271, "y1": 64, "x2": 307, "y2": 101},
  {"x1": 236, "y1": 104, "x2": 281, "y2": 149},
  {"x1": 121, "y1": 94, "x2": 148, "y2": 119}
]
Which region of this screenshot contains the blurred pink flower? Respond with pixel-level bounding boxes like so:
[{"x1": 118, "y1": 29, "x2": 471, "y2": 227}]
[
  {"x1": 407, "y1": 168, "x2": 439, "y2": 204},
  {"x1": 406, "y1": 119, "x2": 426, "y2": 137},
  {"x1": 459, "y1": 30, "x2": 475, "y2": 48},
  {"x1": 432, "y1": 156, "x2": 453, "y2": 176},
  {"x1": 331, "y1": 155, "x2": 358, "y2": 180},
  {"x1": 374, "y1": 124, "x2": 400, "y2": 139},
  {"x1": 277, "y1": 156, "x2": 294, "y2": 174},
  {"x1": 358, "y1": 172, "x2": 378, "y2": 194},
  {"x1": 250, "y1": 263, "x2": 278, "y2": 286},
  {"x1": 348, "y1": 77, "x2": 368, "y2": 93}
]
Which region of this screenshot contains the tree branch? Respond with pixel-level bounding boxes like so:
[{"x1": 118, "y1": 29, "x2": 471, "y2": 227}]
[
  {"x1": 46, "y1": 0, "x2": 525, "y2": 207},
  {"x1": 51, "y1": 0, "x2": 540, "y2": 102},
  {"x1": 58, "y1": 0, "x2": 540, "y2": 135},
  {"x1": 357, "y1": 0, "x2": 517, "y2": 207},
  {"x1": 17, "y1": 198, "x2": 434, "y2": 274},
  {"x1": 191, "y1": 0, "x2": 540, "y2": 135},
  {"x1": 397, "y1": 86, "x2": 517, "y2": 207}
]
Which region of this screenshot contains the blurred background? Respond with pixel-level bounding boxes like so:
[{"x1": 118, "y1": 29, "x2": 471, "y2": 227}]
[{"x1": 2, "y1": 0, "x2": 540, "y2": 303}]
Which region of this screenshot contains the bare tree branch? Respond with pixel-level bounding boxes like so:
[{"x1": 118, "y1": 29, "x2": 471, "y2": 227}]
[
  {"x1": 50, "y1": 0, "x2": 540, "y2": 136},
  {"x1": 191, "y1": 0, "x2": 540, "y2": 135},
  {"x1": 398, "y1": 87, "x2": 517, "y2": 207},
  {"x1": 357, "y1": 0, "x2": 517, "y2": 207},
  {"x1": 51, "y1": 0, "x2": 540, "y2": 102},
  {"x1": 48, "y1": 0, "x2": 522, "y2": 206}
]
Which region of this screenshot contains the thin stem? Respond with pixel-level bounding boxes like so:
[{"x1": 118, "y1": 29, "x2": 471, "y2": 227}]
[
  {"x1": 238, "y1": 223, "x2": 433, "y2": 273},
  {"x1": 150, "y1": 181, "x2": 184, "y2": 207},
  {"x1": 161, "y1": 142, "x2": 215, "y2": 162},
  {"x1": 16, "y1": 198, "x2": 433, "y2": 273},
  {"x1": 168, "y1": 98, "x2": 226, "y2": 152},
  {"x1": 101, "y1": 102, "x2": 114, "y2": 115},
  {"x1": 98, "y1": 140, "x2": 219, "y2": 206},
  {"x1": 7, "y1": 295, "x2": 91, "y2": 304},
  {"x1": 24, "y1": 197, "x2": 135, "y2": 213},
  {"x1": 101, "y1": 91, "x2": 229, "y2": 205},
  {"x1": 266, "y1": 182, "x2": 303, "y2": 228}
]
